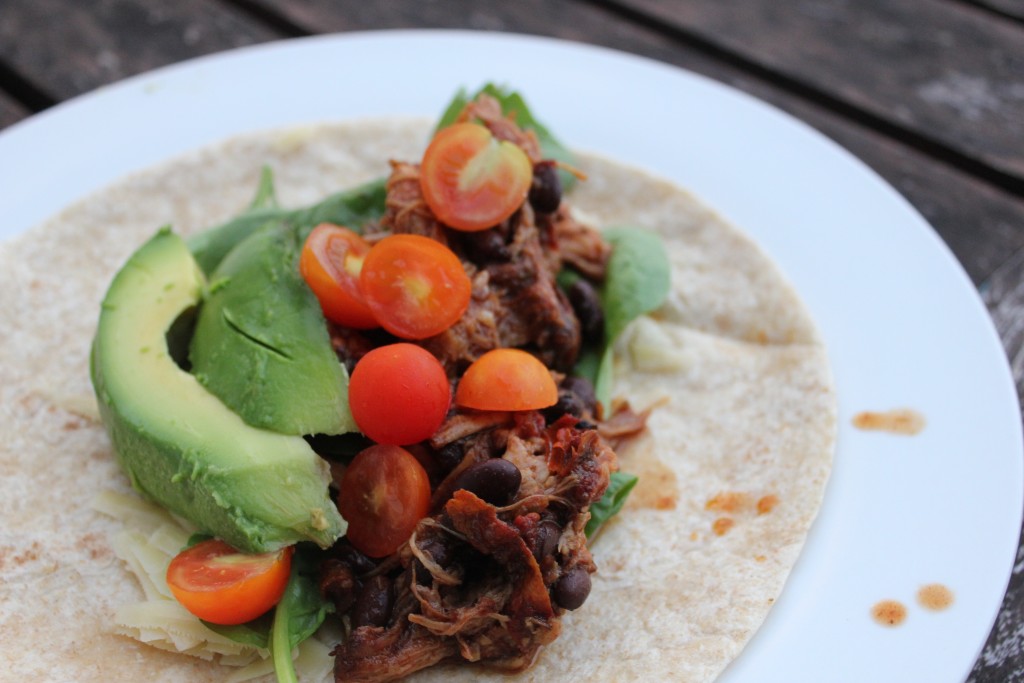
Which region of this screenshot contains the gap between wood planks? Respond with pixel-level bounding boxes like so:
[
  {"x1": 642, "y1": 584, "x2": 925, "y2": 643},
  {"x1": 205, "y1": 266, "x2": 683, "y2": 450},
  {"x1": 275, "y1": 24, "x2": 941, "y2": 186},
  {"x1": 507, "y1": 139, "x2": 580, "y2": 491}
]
[
  {"x1": 219, "y1": 0, "x2": 308, "y2": 38},
  {"x1": 958, "y1": 0, "x2": 1024, "y2": 24},
  {"x1": 584, "y1": 0, "x2": 1024, "y2": 200},
  {"x1": 0, "y1": 57, "x2": 56, "y2": 113}
]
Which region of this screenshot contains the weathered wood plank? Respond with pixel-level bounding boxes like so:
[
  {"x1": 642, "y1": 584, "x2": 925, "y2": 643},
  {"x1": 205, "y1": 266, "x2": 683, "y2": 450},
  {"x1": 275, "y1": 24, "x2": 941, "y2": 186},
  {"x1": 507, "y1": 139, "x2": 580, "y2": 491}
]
[
  {"x1": 0, "y1": 0, "x2": 279, "y2": 101},
  {"x1": 0, "y1": 89, "x2": 29, "y2": 130},
  {"x1": 608, "y1": 0, "x2": 1024, "y2": 186},
  {"x1": 984, "y1": 247, "x2": 1024, "y2": 396},
  {"x1": 243, "y1": 0, "x2": 1024, "y2": 285},
  {"x1": 969, "y1": 0, "x2": 1024, "y2": 21}
]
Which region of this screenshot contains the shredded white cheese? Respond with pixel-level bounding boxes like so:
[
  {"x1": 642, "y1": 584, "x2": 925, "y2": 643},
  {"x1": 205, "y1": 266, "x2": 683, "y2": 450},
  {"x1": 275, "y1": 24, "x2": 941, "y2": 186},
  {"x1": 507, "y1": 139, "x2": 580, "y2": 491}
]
[{"x1": 93, "y1": 490, "x2": 332, "y2": 681}]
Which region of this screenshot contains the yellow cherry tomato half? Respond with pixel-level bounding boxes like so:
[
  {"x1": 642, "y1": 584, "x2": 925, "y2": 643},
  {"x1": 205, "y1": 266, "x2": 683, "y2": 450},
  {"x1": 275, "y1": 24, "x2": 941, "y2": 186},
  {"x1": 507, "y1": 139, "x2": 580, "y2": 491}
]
[
  {"x1": 455, "y1": 348, "x2": 558, "y2": 411},
  {"x1": 420, "y1": 122, "x2": 533, "y2": 232}
]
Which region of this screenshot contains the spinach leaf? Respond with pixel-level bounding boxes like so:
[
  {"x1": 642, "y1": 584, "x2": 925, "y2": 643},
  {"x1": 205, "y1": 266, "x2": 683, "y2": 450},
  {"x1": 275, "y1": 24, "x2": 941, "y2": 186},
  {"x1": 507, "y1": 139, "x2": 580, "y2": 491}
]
[
  {"x1": 587, "y1": 226, "x2": 671, "y2": 406},
  {"x1": 271, "y1": 554, "x2": 331, "y2": 683},
  {"x1": 200, "y1": 546, "x2": 331, "y2": 676},
  {"x1": 184, "y1": 532, "x2": 213, "y2": 548},
  {"x1": 586, "y1": 471, "x2": 639, "y2": 538},
  {"x1": 435, "y1": 83, "x2": 577, "y2": 191},
  {"x1": 602, "y1": 227, "x2": 671, "y2": 340},
  {"x1": 202, "y1": 614, "x2": 273, "y2": 649},
  {"x1": 249, "y1": 166, "x2": 280, "y2": 210},
  {"x1": 567, "y1": 227, "x2": 670, "y2": 405},
  {"x1": 187, "y1": 176, "x2": 387, "y2": 276}
]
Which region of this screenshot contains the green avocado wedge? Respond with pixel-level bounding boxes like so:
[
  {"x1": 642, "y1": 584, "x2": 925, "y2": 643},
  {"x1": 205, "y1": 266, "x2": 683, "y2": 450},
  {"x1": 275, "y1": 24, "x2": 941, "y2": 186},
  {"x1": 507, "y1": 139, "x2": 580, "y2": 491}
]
[
  {"x1": 189, "y1": 221, "x2": 357, "y2": 436},
  {"x1": 90, "y1": 229, "x2": 345, "y2": 552}
]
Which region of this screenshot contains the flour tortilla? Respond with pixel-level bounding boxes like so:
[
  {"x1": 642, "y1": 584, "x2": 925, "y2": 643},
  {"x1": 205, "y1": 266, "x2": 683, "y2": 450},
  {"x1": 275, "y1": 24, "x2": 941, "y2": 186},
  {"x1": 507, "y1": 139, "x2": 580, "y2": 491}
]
[{"x1": 0, "y1": 118, "x2": 835, "y2": 682}]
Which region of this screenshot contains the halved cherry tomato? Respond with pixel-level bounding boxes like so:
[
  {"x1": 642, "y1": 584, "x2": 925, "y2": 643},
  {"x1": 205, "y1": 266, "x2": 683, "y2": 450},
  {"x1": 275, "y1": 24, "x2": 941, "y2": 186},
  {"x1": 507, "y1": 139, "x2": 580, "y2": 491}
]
[
  {"x1": 359, "y1": 234, "x2": 471, "y2": 339},
  {"x1": 300, "y1": 223, "x2": 378, "y2": 329},
  {"x1": 420, "y1": 122, "x2": 533, "y2": 232},
  {"x1": 338, "y1": 444, "x2": 431, "y2": 557},
  {"x1": 166, "y1": 539, "x2": 292, "y2": 625},
  {"x1": 455, "y1": 348, "x2": 558, "y2": 411},
  {"x1": 348, "y1": 343, "x2": 451, "y2": 445}
]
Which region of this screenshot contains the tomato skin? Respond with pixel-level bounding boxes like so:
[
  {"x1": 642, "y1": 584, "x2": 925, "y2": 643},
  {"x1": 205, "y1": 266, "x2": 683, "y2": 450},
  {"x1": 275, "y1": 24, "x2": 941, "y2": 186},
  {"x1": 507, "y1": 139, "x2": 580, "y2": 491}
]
[
  {"x1": 300, "y1": 223, "x2": 379, "y2": 329},
  {"x1": 360, "y1": 234, "x2": 471, "y2": 340},
  {"x1": 455, "y1": 348, "x2": 558, "y2": 411},
  {"x1": 348, "y1": 343, "x2": 451, "y2": 445},
  {"x1": 166, "y1": 540, "x2": 292, "y2": 625},
  {"x1": 338, "y1": 444, "x2": 432, "y2": 557},
  {"x1": 420, "y1": 123, "x2": 533, "y2": 232}
]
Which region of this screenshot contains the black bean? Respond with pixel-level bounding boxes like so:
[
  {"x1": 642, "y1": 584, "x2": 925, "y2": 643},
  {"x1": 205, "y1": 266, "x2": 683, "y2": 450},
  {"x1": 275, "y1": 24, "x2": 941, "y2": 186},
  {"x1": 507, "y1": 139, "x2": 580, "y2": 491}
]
[
  {"x1": 330, "y1": 539, "x2": 378, "y2": 575},
  {"x1": 553, "y1": 566, "x2": 592, "y2": 610},
  {"x1": 532, "y1": 519, "x2": 562, "y2": 562},
  {"x1": 567, "y1": 279, "x2": 604, "y2": 342},
  {"x1": 453, "y1": 458, "x2": 522, "y2": 506},
  {"x1": 529, "y1": 161, "x2": 562, "y2": 214},
  {"x1": 462, "y1": 227, "x2": 511, "y2": 262},
  {"x1": 543, "y1": 390, "x2": 587, "y2": 423},
  {"x1": 351, "y1": 575, "x2": 394, "y2": 628},
  {"x1": 434, "y1": 442, "x2": 464, "y2": 473},
  {"x1": 562, "y1": 376, "x2": 598, "y2": 415}
]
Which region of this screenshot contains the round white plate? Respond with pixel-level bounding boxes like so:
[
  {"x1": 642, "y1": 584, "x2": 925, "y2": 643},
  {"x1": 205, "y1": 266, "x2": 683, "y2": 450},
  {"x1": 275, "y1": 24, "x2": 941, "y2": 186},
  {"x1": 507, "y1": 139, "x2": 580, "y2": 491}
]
[{"x1": 1, "y1": 30, "x2": 1019, "y2": 683}]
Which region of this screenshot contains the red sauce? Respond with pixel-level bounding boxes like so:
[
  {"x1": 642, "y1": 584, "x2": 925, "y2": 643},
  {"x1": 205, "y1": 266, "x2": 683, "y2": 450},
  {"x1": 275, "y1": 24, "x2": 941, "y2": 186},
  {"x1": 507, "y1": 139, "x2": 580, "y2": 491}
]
[
  {"x1": 871, "y1": 600, "x2": 907, "y2": 626},
  {"x1": 852, "y1": 409, "x2": 925, "y2": 435},
  {"x1": 917, "y1": 584, "x2": 954, "y2": 611}
]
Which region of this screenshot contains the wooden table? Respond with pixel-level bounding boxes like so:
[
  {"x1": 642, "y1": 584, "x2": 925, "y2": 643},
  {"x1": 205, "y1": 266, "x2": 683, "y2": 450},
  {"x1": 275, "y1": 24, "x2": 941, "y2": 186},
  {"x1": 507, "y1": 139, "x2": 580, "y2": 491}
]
[{"x1": 1, "y1": 1, "x2": 1021, "y2": 679}]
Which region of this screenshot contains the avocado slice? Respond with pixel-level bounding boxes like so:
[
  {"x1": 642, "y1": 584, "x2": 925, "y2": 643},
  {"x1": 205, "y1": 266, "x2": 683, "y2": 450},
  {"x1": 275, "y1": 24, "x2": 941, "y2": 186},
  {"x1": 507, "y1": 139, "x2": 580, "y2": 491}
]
[
  {"x1": 90, "y1": 229, "x2": 345, "y2": 552},
  {"x1": 189, "y1": 221, "x2": 356, "y2": 436}
]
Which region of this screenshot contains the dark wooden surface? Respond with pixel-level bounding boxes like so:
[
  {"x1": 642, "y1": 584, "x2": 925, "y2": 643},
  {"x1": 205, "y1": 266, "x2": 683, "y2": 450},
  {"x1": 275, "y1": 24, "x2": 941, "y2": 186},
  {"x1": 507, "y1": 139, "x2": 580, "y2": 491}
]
[{"x1": 1, "y1": 1, "x2": 1022, "y2": 680}]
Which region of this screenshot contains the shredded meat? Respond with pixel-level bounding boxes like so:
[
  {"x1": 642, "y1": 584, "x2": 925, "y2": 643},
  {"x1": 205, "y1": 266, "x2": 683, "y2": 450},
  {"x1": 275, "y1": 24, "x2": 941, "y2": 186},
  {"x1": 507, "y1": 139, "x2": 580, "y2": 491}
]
[
  {"x1": 546, "y1": 205, "x2": 612, "y2": 281},
  {"x1": 382, "y1": 160, "x2": 450, "y2": 245},
  {"x1": 417, "y1": 267, "x2": 503, "y2": 375},
  {"x1": 325, "y1": 414, "x2": 617, "y2": 682},
  {"x1": 456, "y1": 94, "x2": 543, "y2": 163},
  {"x1": 376, "y1": 160, "x2": 583, "y2": 374},
  {"x1": 328, "y1": 323, "x2": 376, "y2": 373},
  {"x1": 321, "y1": 93, "x2": 637, "y2": 682},
  {"x1": 429, "y1": 410, "x2": 513, "y2": 449},
  {"x1": 484, "y1": 218, "x2": 580, "y2": 371}
]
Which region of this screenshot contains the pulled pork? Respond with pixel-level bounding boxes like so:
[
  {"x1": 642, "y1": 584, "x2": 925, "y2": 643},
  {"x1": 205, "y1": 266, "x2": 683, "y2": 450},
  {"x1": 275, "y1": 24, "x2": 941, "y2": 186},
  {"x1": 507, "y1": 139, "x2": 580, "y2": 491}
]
[
  {"x1": 317, "y1": 94, "x2": 636, "y2": 682},
  {"x1": 323, "y1": 412, "x2": 618, "y2": 682}
]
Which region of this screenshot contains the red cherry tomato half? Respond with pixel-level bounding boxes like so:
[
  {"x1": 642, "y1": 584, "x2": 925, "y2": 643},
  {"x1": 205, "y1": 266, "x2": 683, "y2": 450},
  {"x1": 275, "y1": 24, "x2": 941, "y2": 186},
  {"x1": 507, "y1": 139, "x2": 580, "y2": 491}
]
[
  {"x1": 455, "y1": 348, "x2": 558, "y2": 411},
  {"x1": 166, "y1": 540, "x2": 292, "y2": 625},
  {"x1": 338, "y1": 444, "x2": 432, "y2": 557},
  {"x1": 420, "y1": 122, "x2": 533, "y2": 232},
  {"x1": 348, "y1": 343, "x2": 451, "y2": 445},
  {"x1": 300, "y1": 223, "x2": 379, "y2": 329},
  {"x1": 359, "y1": 234, "x2": 471, "y2": 340}
]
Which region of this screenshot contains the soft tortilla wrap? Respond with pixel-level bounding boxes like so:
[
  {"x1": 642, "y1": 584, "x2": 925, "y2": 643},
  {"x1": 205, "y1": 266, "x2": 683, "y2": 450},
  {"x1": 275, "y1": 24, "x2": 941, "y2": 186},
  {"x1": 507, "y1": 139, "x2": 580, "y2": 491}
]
[{"x1": 0, "y1": 119, "x2": 835, "y2": 682}]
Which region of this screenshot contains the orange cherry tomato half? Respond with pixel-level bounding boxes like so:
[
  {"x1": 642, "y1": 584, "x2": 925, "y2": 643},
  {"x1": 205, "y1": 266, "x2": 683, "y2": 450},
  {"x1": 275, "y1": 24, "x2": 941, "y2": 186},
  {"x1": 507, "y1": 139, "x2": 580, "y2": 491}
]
[
  {"x1": 300, "y1": 223, "x2": 379, "y2": 329},
  {"x1": 166, "y1": 539, "x2": 292, "y2": 625},
  {"x1": 420, "y1": 122, "x2": 533, "y2": 232},
  {"x1": 455, "y1": 348, "x2": 559, "y2": 411},
  {"x1": 359, "y1": 234, "x2": 471, "y2": 339},
  {"x1": 338, "y1": 444, "x2": 432, "y2": 557},
  {"x1": 348, "y1": 343, "x2": 451, "y2": 445}
]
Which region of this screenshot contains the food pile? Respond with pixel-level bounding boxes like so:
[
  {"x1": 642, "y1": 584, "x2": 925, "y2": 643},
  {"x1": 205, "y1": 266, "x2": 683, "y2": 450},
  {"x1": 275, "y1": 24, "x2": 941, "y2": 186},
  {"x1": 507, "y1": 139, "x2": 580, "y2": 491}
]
[
  {"x1": 308, "y1": 94, "x2": 653, "y2": 681},
  {"x1": 90, "y1": 87, "x2": 667, "y2": 683}
]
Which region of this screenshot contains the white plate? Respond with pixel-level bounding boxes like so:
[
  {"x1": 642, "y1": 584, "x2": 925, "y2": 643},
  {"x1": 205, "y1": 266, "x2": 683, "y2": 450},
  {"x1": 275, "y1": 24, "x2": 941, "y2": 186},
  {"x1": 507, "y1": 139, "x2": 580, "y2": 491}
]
[{"x1": 1, "y1": 30, "x2": 1020, "y2": 683}]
